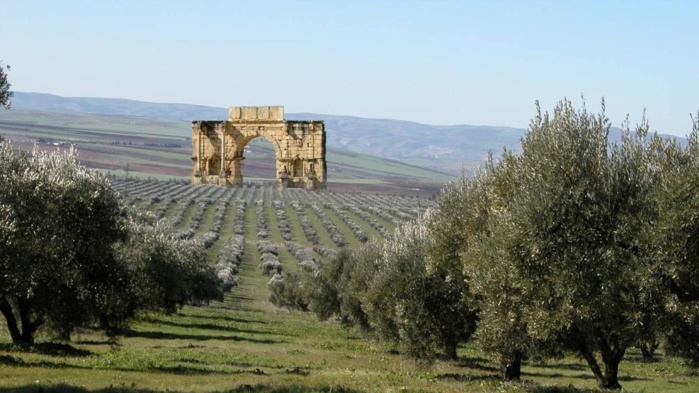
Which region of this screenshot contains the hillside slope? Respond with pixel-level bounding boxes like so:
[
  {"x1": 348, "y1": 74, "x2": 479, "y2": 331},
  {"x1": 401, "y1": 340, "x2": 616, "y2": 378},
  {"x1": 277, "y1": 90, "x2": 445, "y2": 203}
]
[
  {"x1": 10, "y1": 92, "x2": 688, "y2": 175},
  {"x1": 0, "y1": 108, "x2": 452, "y2": 195},
  {"x1": 11, "y1": 92, "x2": 525, "y2": 174}
]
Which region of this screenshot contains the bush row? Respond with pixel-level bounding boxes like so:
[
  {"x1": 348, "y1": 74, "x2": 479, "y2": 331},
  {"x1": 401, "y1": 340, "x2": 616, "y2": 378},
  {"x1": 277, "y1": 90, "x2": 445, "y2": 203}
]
[
  {"x1": 291, "y1": 202, "x2": 318, "y2": 244},
  {"x1": 310, "y1": 204, "x2": 346, "y2": 247},
  {"x1": 325, "y1": 203, "x2": 370, "y2": 242}
]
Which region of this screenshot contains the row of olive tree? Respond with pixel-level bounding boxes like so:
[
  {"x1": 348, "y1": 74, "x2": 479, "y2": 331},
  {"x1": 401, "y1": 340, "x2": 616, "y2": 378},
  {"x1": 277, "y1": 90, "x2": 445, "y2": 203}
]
[
  {"x1": 0, "y1": 142, "x2": 223, "y2": 345},
  {"x1": 272, "y1": 99, "x2": 699, "y2": 390}
]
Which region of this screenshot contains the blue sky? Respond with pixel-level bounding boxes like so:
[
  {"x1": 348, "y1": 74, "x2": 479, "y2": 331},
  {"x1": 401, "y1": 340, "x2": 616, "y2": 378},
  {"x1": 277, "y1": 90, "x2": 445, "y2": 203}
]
[{"x1": 1, "y1": 0, "x2": 697, "y2": 135}]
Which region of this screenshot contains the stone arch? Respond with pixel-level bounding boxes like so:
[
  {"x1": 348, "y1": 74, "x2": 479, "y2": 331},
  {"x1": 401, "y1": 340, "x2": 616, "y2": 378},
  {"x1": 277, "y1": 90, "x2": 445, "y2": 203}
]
[{"x1": 191, "y1": 106, "x2": 326, "y2": 189}]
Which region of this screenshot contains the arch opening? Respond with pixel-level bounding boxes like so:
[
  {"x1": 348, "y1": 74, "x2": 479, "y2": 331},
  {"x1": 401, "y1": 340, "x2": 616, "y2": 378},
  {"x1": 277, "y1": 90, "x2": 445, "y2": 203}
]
[{"x1": 239, "y1": 136, "x2": 279, "y2": 186}]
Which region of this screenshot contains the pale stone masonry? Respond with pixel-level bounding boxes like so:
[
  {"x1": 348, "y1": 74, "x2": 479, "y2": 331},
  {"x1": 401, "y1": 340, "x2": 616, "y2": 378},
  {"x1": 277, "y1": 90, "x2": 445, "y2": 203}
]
[{"x1": 191, "y1": 106, "x2": 326, "y2": 189}]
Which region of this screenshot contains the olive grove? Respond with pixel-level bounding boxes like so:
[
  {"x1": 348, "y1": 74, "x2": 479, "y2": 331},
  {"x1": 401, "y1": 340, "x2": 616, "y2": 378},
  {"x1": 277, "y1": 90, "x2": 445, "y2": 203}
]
[
  {"x1": 0, "y1": 142, "x2": 222, "y2": 345},
  {"x1": 273, "y1": 99, "x2": 699, "y2": 390}
]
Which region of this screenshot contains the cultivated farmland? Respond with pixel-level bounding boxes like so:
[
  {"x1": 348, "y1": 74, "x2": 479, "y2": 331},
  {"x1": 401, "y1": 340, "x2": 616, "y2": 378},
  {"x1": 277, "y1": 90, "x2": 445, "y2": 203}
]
[{"x1": 1, "y1": 179, "x2": 698, "y2": 392}]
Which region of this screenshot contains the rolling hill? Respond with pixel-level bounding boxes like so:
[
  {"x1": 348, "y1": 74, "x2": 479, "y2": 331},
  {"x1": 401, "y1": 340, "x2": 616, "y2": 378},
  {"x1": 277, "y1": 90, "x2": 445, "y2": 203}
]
[
  {"x1": 6, "y1": 92, "x2": 688, "y2": 180},
  {"x1": 0, "y1": 108, "x2": 454, "y2": 195},
  {"x1": 10, "y1": 92, "x2": 527, "y2": 174}
]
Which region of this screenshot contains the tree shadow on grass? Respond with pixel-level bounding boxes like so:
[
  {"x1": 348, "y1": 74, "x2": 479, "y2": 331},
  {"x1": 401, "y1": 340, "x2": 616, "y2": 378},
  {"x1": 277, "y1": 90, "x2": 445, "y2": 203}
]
[
  {"x1": 625, "y1": 353, "x2": 662, "y2": 363},
  {"x1": 516, "y1": 383, "x2": 599, "y2": 393},
  {"x1": 177, "y1": 312, "x2": 269, "y2": 325},
  {"x1": 522, "y1": 369, "x2": 652, "y2": 382},
  {"x1": 529, "y1": 362, "x2": 588, "y2": 372},
  {"x1": 121, "y1": 328, "x2": 284, "y2": 344},
  {"x1": 0, "y1": 384, "x2": 368, "y2": 393},
  {"x1": 139, "y1": 317, "x2": 286, "y2": 337},
  {"x1": 454, "y1": 356, "x2": 499, "y2": 372},
  {"x1": 0, "y1": 342, "x2": 91, "y2": 357},
  {"x1": 0, "y1": 385, "x2": 157, "y2": 393},
  {"x1": 227, "y1": 385, "x2": 366, "y2": 393},
  {"x1": 73, "y1": 339, "x2": 114, "y2": 346},
  {"x1": 435, "y1": 372, "x2": 499, "y2": 382},
  {"x1": 0, "y1": 355, "x2": 284, "y2": 377}
]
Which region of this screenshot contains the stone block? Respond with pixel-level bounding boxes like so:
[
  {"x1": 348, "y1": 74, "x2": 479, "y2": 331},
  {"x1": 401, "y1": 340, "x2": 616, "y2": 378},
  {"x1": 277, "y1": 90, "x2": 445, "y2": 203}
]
[{"x1": 229, "y1": 106, "x2": 284, "y2": 121}]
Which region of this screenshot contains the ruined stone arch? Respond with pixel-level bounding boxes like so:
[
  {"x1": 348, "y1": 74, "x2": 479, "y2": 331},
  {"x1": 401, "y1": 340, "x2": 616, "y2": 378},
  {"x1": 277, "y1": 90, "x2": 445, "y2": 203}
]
[{"x1": 191, "y1": 106, "x2": 326, "y2": 189}]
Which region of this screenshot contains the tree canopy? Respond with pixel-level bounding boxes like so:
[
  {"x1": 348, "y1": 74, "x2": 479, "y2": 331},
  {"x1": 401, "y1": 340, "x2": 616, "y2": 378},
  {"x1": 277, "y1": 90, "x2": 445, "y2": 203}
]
[
  {"x1": 272, "y1": 98, "x2": 699, "y2": 390},
  {"x1": 0, "y1": 61, "x2": 11, "y2": 109},
  {"x1": 0, "y1": 142, "x2": 222, "y2": 345}
]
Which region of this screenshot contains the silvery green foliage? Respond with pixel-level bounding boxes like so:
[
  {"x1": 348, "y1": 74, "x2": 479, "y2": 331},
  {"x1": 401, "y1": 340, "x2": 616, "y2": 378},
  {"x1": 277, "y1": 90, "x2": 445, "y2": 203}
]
[
  {"x1": 0, "y1": 142, "x2": 127, "y2": 344},
  {"x1": 285, "y1": 241, "x2": 319, "y2": 272},
  {"x1": 188, "y1": 200, "x2": 211, "y2": 231},
  {"x1": 233, "y1": 201, "x2": 247, "y2": 235},
  {"x1": 291, "y1": 202, "x2": 318, "y2": 244},
  {"x1": 153, "y1": 197, "x2": 174, "y2": 219},
  {"x1": 273, "y1": 201, "x2": 293, "y2": 241},
  {"x1": 364, "y1": 205, "x2": 401, "y2": 228},
  {"x1": 463, "y1": 99, "x2": 670, "y2": 387},
  {"x1": 267, "y1": 270, "x2": 310, "y2": 311},
  {"x1": 310, "y1": 204, "x2": 346, "y2": 247},
  {"x1": 255, "y1": 202, "x2": 268, "y2": 239},
  {"x1": 169, "y1": 198, "x2": 194, "y2": 227},
  {"x1": 342, "y1": 205, "x2": 374, "y2": 241},
  {"x1": 115, "y1": 209, "x2": 223, "y2": 314},
  {"x1": 653, "y1": 112, "x2": 699, "y2": 364},
  {"x1": 0, "y1": 61, "x2": 12, "y2": 109},
  {"x1": 360, "y1": 215, "x2": 446, "y2": 358},
  {"x1": 198, "y1": 201, "x2": 228, "y2": 248},
  {"x1": 313, "y1": 245, "x2": 337, "y2": 260},
  {"x1": 324, "y1": 203, "x2": 369, "y2": 241},
  {"x1": 258, "y1": 240, "x2": 281, "y2": 276},
  {"x1": 215, "y1": 234, "x2": 245, "y2": 292}
]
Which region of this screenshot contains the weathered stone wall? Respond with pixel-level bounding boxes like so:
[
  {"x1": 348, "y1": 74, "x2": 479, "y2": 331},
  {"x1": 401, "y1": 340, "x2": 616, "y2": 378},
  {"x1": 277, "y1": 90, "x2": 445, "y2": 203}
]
[
  {"x1": 229, "y1": 106, "x2": 284, "y2": 121},
  {"x1": 191, "y1": 106, "x2": 326, "y2": 189}
]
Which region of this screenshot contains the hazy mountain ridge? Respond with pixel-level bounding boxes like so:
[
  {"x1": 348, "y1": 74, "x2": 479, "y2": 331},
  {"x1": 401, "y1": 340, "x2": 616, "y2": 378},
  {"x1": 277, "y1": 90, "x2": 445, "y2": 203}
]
[
  {"x1": 11, "y1": 92, "x2": 686, "y2": 174},
  {"x1": 10, "y1": 93, "x2": 526, "y2": 173}
]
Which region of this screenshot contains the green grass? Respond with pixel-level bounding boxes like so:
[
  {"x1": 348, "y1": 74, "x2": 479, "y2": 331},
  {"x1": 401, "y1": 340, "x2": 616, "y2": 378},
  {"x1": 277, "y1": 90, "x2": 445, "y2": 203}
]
[
  {"x1": 2, "y1": 264, "x2": 697, "y2": 392},
  {"x1": 321, "y1": 207, "x2": 362, "y2": 249},
  {"x1": 174, "y1": 203, "x2": 198, "y2": 231},
  {"x1": 1, "y1": 184, "x2": 697, "y2": 392},
  {"x1": 206, "y1": 204, "x2": 239, "y2": 261},
  {"x1": 194, "y1": 204, "x2": 218, "y2": 237}
]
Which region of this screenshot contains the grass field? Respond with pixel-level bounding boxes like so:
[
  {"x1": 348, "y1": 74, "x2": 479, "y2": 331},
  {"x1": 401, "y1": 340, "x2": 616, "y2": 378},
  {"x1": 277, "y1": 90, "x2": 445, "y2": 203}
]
[{"x1": 0, "y1": 179, "x2": 697, "y2": 392}]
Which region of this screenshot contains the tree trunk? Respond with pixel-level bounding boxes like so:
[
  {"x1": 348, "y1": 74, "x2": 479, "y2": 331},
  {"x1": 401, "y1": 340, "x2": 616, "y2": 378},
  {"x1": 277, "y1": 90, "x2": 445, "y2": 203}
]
[
  {"x1": 601, "y1": 357, "x2": 622, "y2": 390},
  {"x1": 0, "y1": 295, "x2": 22, "y2": 344},
  {"x1": 579, "y1": 345, "x2": 608, "y2": 389},
  {"x1": 16, "y1": 297, "x2": 40, "y2": 345},
  {"x1": 502, "y1": 354, "x2": 522, "y2": 382},
  {"x1": 443, "y1": 342, "x2": 458, "y2": 360},
  {"x1": 575, "y1": 328, "x2": 624, "y2": 390},
  {"x1": 639, "y1": 339, "x2": 658, "y2": 361},
  {"x1": 599, "y1": 345, "x2": 625, "y2": 390}
]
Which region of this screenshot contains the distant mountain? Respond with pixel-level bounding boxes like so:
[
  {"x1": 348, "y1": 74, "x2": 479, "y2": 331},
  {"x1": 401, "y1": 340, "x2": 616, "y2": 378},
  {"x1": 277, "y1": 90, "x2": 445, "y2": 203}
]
[
  {"x1": 13, "y1": 92, "x2": 228, "y2": 120},
  {"x1": 10, "y1": 92, "x2": 685, "y2": 174}
]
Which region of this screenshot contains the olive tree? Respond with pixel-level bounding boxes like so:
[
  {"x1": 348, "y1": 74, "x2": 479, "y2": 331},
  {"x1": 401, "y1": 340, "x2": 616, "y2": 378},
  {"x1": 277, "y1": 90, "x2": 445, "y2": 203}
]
[
  {"x1": 0, "y1": 142, "x2": 223, "y2": 344},
  {"x1": 652, "y1": 112, "x2": 699, "y2": 364},
  {"x1": 307, "y1": 243, "x2": 380, "y2": 332},
  {"x1": 0, "y1": 143, "x2": 128, "y2": 344},
  {"x1": 478, "y1": 99, "x2": 668, "y2": 389},
  {"x1": 654, "y1": 112, "x2": 699, "y2": 303},
  {"x1": 0, "y1": 61, "x2": 11, "y2": 109},
  {"x1": 114, "y1": 210, "x2": 223, "y2": 317}
]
